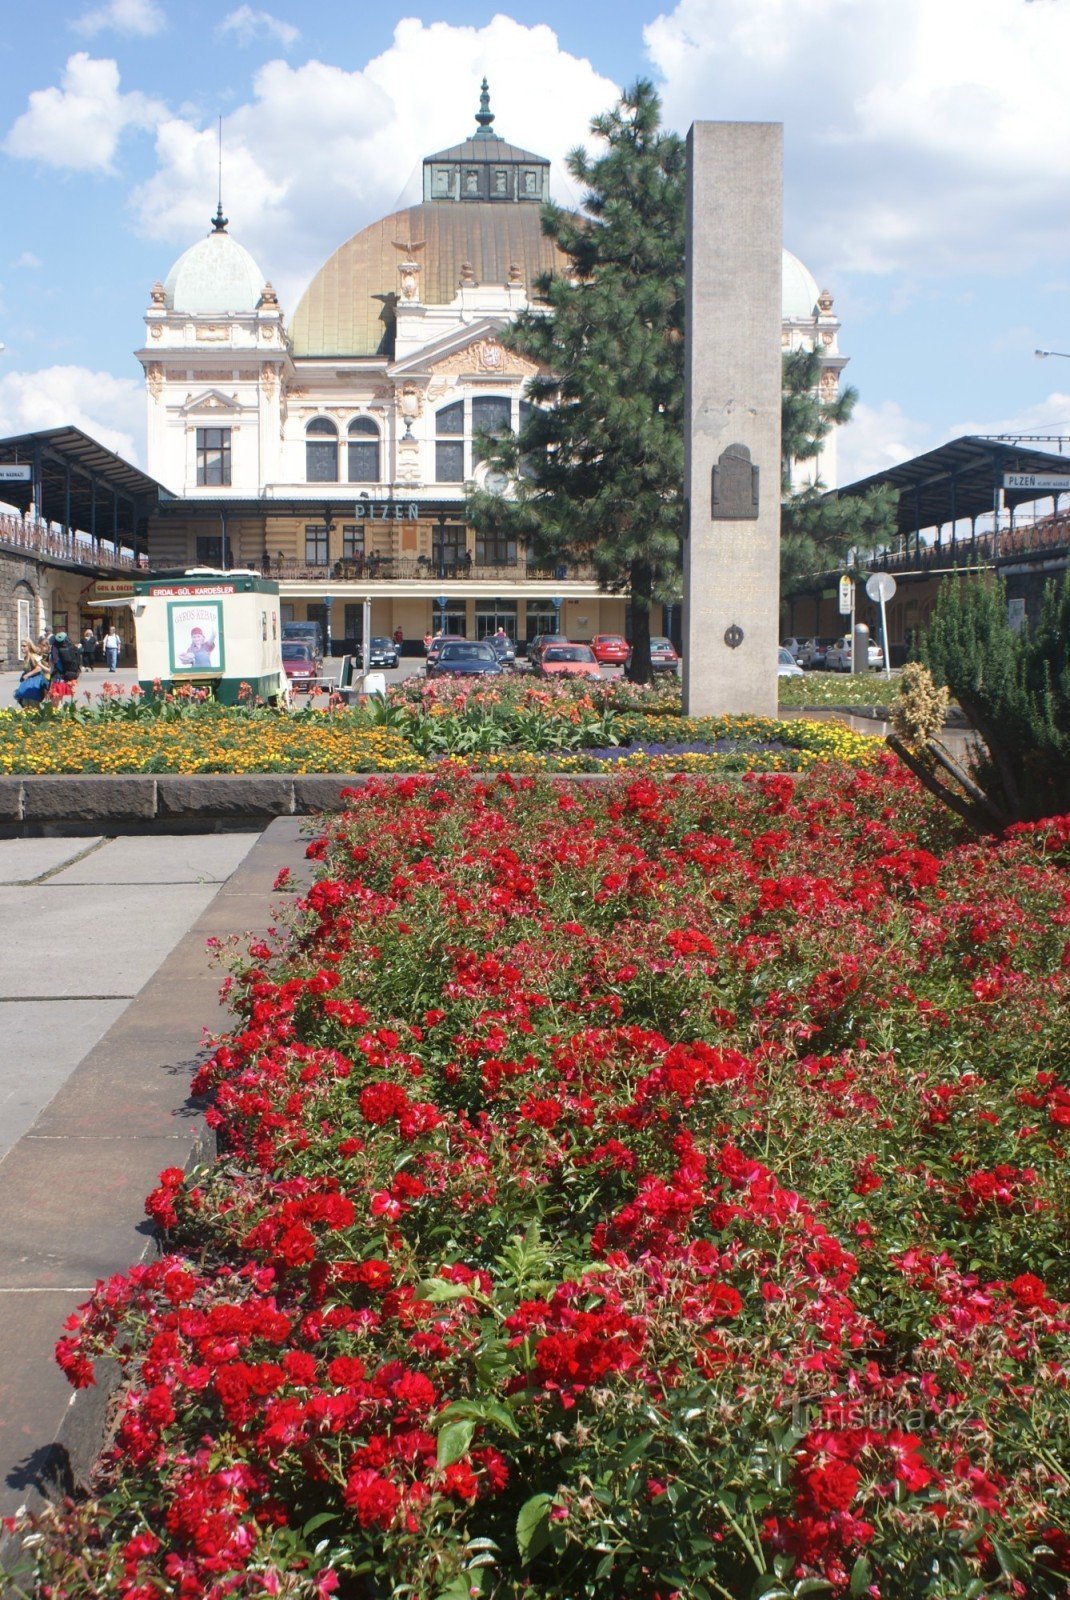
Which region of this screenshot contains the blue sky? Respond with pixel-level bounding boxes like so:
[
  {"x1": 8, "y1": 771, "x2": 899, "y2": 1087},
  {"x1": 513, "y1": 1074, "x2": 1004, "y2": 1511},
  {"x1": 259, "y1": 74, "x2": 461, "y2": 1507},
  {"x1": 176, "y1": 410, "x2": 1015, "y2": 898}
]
[{"x1": 3, "y1": 0, "x2": 1070, "y2": 482}]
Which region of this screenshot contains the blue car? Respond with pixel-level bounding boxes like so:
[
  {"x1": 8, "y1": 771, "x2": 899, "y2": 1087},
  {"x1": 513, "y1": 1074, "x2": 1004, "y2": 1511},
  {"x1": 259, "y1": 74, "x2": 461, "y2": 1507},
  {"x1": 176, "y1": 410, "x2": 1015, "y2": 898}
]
[{"x1": 427, "y1": 640, "x2": 504, "y2": 678}]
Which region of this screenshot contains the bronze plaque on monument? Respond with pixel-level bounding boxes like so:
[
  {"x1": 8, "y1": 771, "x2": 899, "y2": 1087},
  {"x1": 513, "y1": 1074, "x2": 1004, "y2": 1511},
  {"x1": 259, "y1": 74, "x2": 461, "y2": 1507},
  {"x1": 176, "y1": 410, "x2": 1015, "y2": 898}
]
[{"x1": 711, "y1": 442, "x2": 759, "y2": 520}]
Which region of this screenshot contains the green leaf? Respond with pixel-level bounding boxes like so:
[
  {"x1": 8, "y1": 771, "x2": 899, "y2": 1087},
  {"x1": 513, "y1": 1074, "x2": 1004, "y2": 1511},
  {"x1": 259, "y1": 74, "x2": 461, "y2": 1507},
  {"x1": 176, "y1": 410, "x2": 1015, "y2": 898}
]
[
  {"x1": 516, "y1": 1492, "x2": 554, "y2": 1562},
  {"x1": 301, "y1": 1510, "x2": 339, "y2": 1539},
  {"x1": 849, "y1": 1556, "x2": 872, "y2": 1597},
  {"x1": 416, "y1": 1277, "x2": 474, "y2": 1303},
  {"x1": 437, "y1": 1417, "x2": 476, "y2": 1468}
]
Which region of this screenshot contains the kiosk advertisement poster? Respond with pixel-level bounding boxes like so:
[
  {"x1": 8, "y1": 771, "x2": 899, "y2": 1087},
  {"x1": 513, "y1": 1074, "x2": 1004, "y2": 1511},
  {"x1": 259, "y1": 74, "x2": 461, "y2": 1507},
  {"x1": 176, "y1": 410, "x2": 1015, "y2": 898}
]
[{"x1": 168, "y1": 600, "x2": 225, "y2": 674}]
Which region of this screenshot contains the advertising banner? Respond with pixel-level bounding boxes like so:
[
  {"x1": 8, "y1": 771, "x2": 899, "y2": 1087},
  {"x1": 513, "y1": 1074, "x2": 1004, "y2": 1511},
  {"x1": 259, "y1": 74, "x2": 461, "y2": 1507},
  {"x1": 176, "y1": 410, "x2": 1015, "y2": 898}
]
[{"x1": 167, "y1": 599, "x2": 225, "y2": 674}]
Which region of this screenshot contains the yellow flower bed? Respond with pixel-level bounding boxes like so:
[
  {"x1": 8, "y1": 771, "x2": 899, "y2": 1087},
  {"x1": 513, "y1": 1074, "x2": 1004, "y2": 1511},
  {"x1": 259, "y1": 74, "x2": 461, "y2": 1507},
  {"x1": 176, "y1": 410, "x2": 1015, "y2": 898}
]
[
  {"x1": 0, "y1": 706, "x2": 878, "y2": 776},
  {"x1": 0, "y1": 712, "x2": 425, "y2": 775}
]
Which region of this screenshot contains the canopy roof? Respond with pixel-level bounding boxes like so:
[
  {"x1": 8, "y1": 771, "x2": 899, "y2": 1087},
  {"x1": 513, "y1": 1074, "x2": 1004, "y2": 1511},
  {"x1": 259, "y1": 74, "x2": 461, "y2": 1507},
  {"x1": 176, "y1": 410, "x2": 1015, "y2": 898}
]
[
  {"x1": 0, "y1": 427, "x2": 170, "y2": 545},
  {"x1": 831, "y1": 435, "x2": 1070, "y2": 536}
]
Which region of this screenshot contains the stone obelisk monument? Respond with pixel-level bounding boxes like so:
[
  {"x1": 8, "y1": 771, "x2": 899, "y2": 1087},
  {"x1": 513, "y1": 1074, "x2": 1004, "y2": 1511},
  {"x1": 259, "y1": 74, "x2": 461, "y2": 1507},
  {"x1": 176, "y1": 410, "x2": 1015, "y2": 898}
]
[{"x1": 683, "y1": 122, "x2": 782, "y2": 717}]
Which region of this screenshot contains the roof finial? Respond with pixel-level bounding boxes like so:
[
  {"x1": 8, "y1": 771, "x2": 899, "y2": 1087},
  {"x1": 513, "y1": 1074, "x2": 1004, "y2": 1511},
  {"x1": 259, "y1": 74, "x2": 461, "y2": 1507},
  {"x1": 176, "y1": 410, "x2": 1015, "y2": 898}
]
[
  {"x1": 212, "y1": 114, "x2": 228, "y2": 233},
  {"x1": 474, "y1": 77, "x2": 494, "y2": 137}
]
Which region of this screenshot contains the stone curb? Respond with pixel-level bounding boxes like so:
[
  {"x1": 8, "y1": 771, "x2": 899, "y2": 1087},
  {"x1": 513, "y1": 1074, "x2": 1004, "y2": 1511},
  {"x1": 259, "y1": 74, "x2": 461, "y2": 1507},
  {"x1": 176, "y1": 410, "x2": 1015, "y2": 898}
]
[
  {"x1": 0, "y1": 770, "x2": 752, "y2": 831},
  {"x1": 0, "y1": 819, "x2": 314, "y2": 1577}
]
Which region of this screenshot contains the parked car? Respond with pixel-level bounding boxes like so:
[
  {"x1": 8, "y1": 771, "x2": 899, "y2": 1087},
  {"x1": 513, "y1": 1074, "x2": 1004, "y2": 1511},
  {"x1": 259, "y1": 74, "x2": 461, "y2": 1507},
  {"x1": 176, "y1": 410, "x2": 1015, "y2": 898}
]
[
  {"x1": 282, "y1": 640, "x2": 318, "y2": 691},
  {"x1": 536, "y1": 643, "x2": 603, "y2": 681},
  {"x1": 367, "y1": 636, "x2": 400, "y2": 669},
  {"x1": 780, "y1": 637, "x2": 804, "y2": 662},
  {"x1": 282, "y1": 622, "x2": 324, "y2": 668},
  {"x1": 777, "y1": 647, "x2": 804, "y2": 678},
  {"x1": 427, "y1": 640, "x2": 503, "y2": 678},
  {"x1": 527, "y1": 632, "x2": 569, "y2": 668},
  {"x1": 798, "y1": 637, "x2": 833, "y2": 669},
  {"x1": 590, "y1": 633, "x2": 629, "y2": 666},
  {"x1": 488, "y1": 634, "x2": 517, "y2": 668},
  {"x1": 627, "y1": 636, "x2": 680, "y2": 674},
  {"x1": 425, "y1": 633, "x2": 466, "y2": 668},
  {"x1": 824, "y1": 635, "x2": 885, "y2": 672}
]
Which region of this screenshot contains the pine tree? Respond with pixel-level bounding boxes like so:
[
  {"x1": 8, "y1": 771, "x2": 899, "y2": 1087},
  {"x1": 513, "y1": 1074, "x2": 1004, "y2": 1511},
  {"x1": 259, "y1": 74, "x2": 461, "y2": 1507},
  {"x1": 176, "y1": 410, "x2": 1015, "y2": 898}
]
[
  {"x1": 469, "y1": 81, "x2": 685, "y2": 682},
  {"x1": 780, "y1": 347, "x2": 897, "y2": 593},
  {"x1": 919, "y1": 571, "x2": 1070, "y2": 823},
  {"x1": 469, "y1": 82, "x2": 893, "y2": 681}
]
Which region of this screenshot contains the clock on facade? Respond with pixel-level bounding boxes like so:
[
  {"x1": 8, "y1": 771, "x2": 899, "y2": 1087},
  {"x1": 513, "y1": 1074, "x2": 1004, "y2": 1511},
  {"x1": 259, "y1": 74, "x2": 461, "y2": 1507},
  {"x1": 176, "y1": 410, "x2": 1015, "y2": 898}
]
[{"x1": 484, "y1": 470, "x2": 509, "y2": 494}]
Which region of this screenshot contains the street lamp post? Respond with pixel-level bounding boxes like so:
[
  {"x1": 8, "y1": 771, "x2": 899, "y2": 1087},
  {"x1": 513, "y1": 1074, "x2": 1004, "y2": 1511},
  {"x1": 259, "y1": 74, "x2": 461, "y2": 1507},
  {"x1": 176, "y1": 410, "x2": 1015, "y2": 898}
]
[{"x1": 1035, "y1": 349, "x2": 1070, "y2": 360}]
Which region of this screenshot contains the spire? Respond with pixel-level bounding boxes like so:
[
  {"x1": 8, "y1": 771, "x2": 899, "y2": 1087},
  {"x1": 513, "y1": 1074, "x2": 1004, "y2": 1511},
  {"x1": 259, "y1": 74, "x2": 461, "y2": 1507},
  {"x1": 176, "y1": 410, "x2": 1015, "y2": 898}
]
[
  {"x1": 474, "y1": 77, "x2": 495, "y2": 138},
  {"x1": 212, "y1": 114, "x2": 228, "y2": 232}
]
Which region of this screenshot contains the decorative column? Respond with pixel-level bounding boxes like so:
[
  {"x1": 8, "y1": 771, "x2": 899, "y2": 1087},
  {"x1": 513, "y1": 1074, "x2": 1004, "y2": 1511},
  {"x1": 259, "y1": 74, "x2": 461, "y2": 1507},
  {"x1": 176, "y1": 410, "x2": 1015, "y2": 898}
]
[{"x1": 682, "y1": 122, "x2": 783, "y2": 718}]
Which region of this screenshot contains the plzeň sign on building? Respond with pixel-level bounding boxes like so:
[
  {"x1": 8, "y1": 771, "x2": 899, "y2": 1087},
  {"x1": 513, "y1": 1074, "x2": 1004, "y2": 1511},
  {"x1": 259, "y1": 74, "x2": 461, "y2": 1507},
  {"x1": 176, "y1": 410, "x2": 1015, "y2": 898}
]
[
  {"x1": 353, "y1": 501, "x2": 421, "y2": 521},
  {"x1": 1003, "y1": 473, "x2": 1070, "y2": 492}
]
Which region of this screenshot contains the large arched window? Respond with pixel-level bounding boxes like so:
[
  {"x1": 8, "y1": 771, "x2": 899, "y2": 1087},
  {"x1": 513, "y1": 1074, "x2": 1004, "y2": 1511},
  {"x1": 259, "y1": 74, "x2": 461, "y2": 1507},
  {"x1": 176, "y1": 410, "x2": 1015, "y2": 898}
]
[
  {"x1": 472, "y1": 395, "x2": 512, "y2": 464},
  {"x1": 347, "y1": 417, "x2": 380, "y2": 483},
  {"x1": 305, "y1": 418, "x2": 338, "y2": 483},
  {"x1": 435, "y1": 401, "x2": 464, "y2": 483}
]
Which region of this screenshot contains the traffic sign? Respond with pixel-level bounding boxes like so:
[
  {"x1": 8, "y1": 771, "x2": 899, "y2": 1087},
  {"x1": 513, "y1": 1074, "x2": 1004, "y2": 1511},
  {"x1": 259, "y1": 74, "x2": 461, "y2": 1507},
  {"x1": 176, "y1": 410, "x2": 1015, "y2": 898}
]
[
  {"x1": 838, "y1": 575, "x2": 853, "y2": 615},
  {"x1": 1003, "y1": 473, "x2": 1070, "y2": 492},
  {"x1": 865, "y1": 572, "x2": 897, "y2": 603}
]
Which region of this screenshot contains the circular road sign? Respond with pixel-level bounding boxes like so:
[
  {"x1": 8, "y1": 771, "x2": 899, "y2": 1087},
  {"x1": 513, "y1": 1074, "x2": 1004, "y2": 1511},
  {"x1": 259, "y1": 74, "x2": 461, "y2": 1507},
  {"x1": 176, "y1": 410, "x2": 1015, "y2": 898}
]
[{"x1": 865, "y1": 572, "x2": 897, "y2": 604}]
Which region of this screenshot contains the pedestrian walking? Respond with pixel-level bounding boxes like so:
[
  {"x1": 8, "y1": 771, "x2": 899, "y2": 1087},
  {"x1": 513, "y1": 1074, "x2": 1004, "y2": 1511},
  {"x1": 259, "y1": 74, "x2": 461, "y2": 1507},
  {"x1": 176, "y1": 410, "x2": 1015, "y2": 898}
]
[
  {"x1": 102, "y1": 625, "x2": 122, "y2": 673},
  {"x1": 81, "y1": 628, "x2": 98, "y2": 671},
  {"x1": 393, "y1": 626, "x2": 404, "y2": 648},
  {"x1": 13, "y1": 639, "x2": 49, "y2": 707}
]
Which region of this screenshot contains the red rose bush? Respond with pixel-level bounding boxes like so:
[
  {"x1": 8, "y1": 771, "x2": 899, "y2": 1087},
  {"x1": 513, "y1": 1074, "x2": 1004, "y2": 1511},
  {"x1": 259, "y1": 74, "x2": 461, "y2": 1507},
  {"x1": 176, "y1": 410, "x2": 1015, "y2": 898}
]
[{"x1": 25, "y1": 762, "x2": 1070, "y2": 1599}]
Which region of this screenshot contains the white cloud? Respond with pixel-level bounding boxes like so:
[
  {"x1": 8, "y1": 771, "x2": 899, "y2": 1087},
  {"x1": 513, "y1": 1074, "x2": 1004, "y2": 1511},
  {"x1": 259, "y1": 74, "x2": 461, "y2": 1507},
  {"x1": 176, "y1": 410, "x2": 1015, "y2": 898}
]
[
  {"x1": 129, "y1": 15, "x2": 618, "y2": 309},
  {"x1": 952, "y1": 389, "x2": 1070, "y2": 448},
  {"x1": 218, "y1": 7, "x2": 299, "y2": 48},
  {"x1": 645, "y1": 0, "x2": 1070, "y2": 280},
  {"x1": 12, "y1": 252, "x2": 42, "y2": 269},
  {"x1": 73, "y1": 0, "x2": 165, "y2": 37},
  {"x1": 837, "y1": 399, "x2": 935, "y2": 483},
  {"x1": 0, "y1": 365, "x2": 145, "y2": 463},
  {"x1": 3, "y1": 54, "x2": 164, "y2": 174}
]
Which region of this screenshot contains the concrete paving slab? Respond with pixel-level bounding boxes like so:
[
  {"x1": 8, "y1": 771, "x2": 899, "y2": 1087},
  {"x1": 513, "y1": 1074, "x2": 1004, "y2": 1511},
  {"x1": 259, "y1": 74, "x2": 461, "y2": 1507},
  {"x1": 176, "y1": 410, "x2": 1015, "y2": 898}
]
[
  {"x1": 0, "y1": 1133, "x2": 189, "y2": 1291},
  {"x1": 0, "y1": 999, "x2": 129, "y2": 1161},
  {"x1": 0, "y1": 881, "x2": 224, "y2": 999},
  {"x1": 0, "y1": 1289, "x2": 110, "y2": 1522},
  {"x1": 52, "y1": 832, "x2": 258, "y2": 886},
  {"x1": 0, "y1": 838, "x2": 103, "y2": 885}
]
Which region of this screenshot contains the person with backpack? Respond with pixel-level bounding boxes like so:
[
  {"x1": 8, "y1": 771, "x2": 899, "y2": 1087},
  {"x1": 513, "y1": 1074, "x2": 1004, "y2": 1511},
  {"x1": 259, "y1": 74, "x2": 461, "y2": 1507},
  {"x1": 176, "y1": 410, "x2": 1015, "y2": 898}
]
[{"x1": 50, "y1": 631, "x2": 82, "y2": 690}]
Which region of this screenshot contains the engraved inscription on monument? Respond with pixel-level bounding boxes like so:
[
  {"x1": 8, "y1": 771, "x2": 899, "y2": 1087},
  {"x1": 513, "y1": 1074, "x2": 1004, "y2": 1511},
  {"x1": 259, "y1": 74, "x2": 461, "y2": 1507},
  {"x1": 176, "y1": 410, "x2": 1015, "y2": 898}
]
[{"x1": 711, "y1": 443, "x2": 759, "y2": 520}]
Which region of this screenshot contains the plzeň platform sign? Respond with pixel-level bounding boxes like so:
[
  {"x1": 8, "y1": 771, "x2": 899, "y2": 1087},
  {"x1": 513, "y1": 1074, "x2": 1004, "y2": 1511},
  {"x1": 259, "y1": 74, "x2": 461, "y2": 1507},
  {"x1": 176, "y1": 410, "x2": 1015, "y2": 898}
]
[{"x1": 1003, "y1": 473, "x2": 1070, "y2": 492}]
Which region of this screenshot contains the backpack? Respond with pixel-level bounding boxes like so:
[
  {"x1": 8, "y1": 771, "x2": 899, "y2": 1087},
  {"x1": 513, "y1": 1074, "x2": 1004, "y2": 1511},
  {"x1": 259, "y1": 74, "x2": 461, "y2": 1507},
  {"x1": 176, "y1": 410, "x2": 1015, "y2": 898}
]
[{"x1": 57, "y1": 640, "x2": 82, "y2": 679}]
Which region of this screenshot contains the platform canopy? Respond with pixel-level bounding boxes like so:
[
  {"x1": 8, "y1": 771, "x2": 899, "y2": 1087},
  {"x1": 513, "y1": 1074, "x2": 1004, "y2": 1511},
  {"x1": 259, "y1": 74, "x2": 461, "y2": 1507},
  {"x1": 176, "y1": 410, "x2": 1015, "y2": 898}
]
[
  {"x1": 829, "y1": 435, "x2": 1070, "y2": 540},
  {"x1": 0, "y1": 426, "x2": 170, "y2": 550}
]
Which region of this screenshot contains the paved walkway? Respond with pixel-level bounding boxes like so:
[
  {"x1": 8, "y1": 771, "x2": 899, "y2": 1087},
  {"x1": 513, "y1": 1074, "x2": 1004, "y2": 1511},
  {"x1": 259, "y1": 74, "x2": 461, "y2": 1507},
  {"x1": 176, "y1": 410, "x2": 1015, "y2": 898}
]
[
  {"x1": 0, "y1": 835, "x2": 258, "y2": 1162},
  {"x1": 0, "y1": 823, "x2": 315, "y2": 1541}
]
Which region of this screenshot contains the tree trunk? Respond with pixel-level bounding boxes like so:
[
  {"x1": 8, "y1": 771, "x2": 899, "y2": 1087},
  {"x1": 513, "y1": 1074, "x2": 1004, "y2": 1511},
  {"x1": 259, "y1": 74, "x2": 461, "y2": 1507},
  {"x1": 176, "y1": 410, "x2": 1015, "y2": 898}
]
[{"x1": 626, "y1": 562, "x2": 653, "y2": 684}]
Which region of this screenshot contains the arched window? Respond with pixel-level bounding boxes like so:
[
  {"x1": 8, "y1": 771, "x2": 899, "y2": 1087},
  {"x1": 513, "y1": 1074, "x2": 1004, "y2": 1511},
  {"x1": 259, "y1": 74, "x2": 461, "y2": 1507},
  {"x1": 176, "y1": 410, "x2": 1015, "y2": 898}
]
[
  {"x1": 435, "y1": 401, "x2": 464, "y2": 483},
  {"x1": 347, "y1": 417, "x2": 380, "y2": 483},
  {"x1": 306, "y1": 418, "x2": 338, "y2": 483},
  {"x1": 472, "y1": 395, "x2": 511, "y2": 464}
]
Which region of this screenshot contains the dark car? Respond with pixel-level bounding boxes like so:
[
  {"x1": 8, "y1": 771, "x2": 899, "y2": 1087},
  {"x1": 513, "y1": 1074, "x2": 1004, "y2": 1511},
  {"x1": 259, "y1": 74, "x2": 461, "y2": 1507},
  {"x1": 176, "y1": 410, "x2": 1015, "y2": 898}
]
[
  {"x1": 367, "y1": 636, "x2": 399, "y2": 669},
  {"x1": 427, "y1": 640, "x2": 504, "y2": 678},
  {"x1": 426, "y1": 633, "x2": 466, "y2": 668},
  {"x1": 528, "y1": 632, "x2": 569, "y2": 668},
  {"x1": 488, "y1": 634, "x2": 517, "y2": 667},
  {"x1": 626, "y1": 636, "x2": 680, "y2": 674}
]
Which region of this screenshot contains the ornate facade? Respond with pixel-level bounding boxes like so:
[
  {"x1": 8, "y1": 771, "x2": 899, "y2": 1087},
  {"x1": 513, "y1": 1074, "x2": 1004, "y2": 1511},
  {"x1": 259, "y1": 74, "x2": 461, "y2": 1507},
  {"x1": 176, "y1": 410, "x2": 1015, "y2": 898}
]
[{"x1": 138, "y1": 86, "x2": 847, "y2": 649}]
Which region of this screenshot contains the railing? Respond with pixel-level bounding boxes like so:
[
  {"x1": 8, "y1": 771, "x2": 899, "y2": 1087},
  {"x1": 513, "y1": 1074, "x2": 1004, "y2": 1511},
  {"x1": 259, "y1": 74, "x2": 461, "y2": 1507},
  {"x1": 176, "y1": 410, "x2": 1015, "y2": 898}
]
[
  {"x1": 867, "y1": 514, "x2": 1070, "y2": 574},
  {"x1": 269, "y1": 556, "x2": 599, "y2": 584},
  {"x1": 0, "y1": 512, "x2": 146, "y2": 570}
]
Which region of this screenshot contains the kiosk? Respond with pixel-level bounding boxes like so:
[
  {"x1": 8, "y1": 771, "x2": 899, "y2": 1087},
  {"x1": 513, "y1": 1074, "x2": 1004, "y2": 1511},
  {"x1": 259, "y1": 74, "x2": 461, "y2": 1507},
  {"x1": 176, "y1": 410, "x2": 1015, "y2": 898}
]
[{"x1": 132, "y1": 570, "x2": 286, "y2": 704}]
